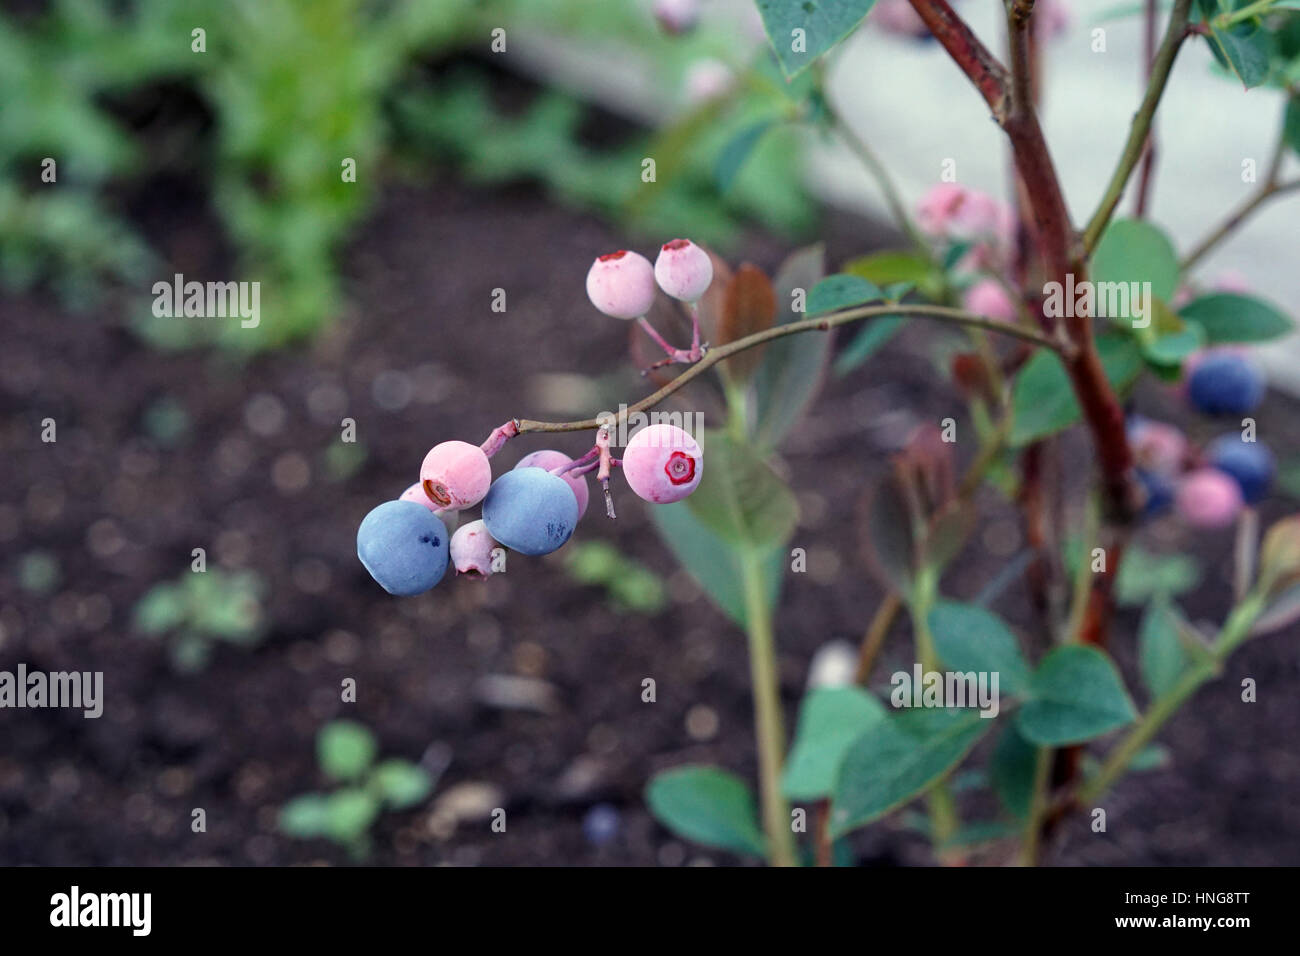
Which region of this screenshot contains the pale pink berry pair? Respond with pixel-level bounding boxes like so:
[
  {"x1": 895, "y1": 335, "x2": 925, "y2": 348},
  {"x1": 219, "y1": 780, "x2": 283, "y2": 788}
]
[{"x1": 585, "y1": 239, "x2": 713, "y2": 319}]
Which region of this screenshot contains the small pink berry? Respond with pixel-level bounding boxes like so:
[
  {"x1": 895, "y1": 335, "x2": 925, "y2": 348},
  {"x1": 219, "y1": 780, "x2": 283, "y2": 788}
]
[
  {"x1": 654, "y1": 239, "x2": 713, "y2": 302},
  {"x1": 871, "y1": 0, "x2": 928, "y2": 37},
  {"x1": 450, "y1": 519, "x2": 499, "y2": 578},
  {"x1": 1128, "y1": 419, "x2": 1187, "y2": 475},
  {"x1": 400, "y1": 481, "x2": 441, "y2": 512},
  {"x1": 962, "y1": 279, "x2": 1016, "y2": 323},
  {"x1": 683, "y1": 58, "x2": 735, "y2": 106},
  {"x1": 419, "y1": 440, "x2": 492, "y2": 510},
  {"x1": 654, "y1": 0, "x2": 700, "y2": 34},
  {"x1": 916, "y1": 184, "x2": 968, "y2": 237},
  {"x1": 622, "y1": 424, "x2": 703, "y2": 504},
  {"x1": 586, "y1": 250, "x2": 657, "y2": 320},
  {"x1": 515, "y1": 449, "x2": 590, "y2": 519},
  {"x1": 1176, "y1": 468, "x2": 1243, "y2": 529}
]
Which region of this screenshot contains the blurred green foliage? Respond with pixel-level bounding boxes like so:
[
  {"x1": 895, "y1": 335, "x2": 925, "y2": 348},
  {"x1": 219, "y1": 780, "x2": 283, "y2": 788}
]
[
  {"x1": 280, "y1": 719, "x2": 433, "y2": 857},
  {"x1": 133, "y1": 566, "x2": 266, "y2": 671},
  {"x1": 2, "y1": 0, "x2": 813, "y2": 351},
  {"x1": 564, "y1": 540, "x2": 667, "y2": 613}
]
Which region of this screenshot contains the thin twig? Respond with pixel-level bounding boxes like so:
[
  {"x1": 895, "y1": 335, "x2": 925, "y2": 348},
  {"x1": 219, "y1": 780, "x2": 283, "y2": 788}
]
[
  {"x1": 513, "y1": 303, "x2": 1065, "y2": 435},
  {"x1": 1082, "y1": 0, "x2": 1193, "y2": 251}
]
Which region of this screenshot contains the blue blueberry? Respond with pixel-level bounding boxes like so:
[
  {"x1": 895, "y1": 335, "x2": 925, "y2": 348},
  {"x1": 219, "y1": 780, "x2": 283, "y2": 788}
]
[
  {"x1": 1187, "y1": 352, "x2": 1264, "y2": 416},
  {"x1": 1206, "y1": 435, "x2": 1275, "y2": 504},
  {"x1": 356, "y1": 500, "x2": 449, "y2": 596},
  {"x1": 482, "y1": 468, "x2": 579, "y2": 556},
  {"x1": 1137, "y1": 468, "x2": 1175, "y2": 518},
  {"x1": 582, "y1": 803, "x2": 621, "y2": 846}
]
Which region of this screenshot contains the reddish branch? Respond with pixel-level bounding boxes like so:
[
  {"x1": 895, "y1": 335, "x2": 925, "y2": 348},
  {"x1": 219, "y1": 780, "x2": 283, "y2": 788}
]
[{"x1": 908, "y1": 0, "x2": 1139, "y2": 651}]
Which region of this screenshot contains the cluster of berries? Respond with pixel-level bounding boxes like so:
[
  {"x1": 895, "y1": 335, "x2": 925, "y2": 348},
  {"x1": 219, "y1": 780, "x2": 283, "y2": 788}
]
[
  {"x1": 356, "y1": 238, "x2": 715, "y2": 597},
  {"x1": 1132, "y1": 349, "x2": 1274, "y2": 528}
]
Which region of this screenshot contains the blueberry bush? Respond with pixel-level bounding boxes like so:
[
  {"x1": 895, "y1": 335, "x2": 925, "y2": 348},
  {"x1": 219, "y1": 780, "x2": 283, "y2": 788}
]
[{"x1": 357, "y1": 0, "x2": 1300, "y2": 865}]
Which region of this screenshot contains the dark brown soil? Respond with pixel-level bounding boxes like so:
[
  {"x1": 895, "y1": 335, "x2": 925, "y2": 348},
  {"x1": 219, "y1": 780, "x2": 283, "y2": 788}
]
[{"x1": 2, "y1": 174, "x2": 1298, "y2": 867}]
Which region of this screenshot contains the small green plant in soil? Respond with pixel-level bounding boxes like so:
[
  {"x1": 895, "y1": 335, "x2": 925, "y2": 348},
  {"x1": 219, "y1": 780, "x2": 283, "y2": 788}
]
[
  {"x1": 132, "y1": 567, "x2": 266, "y2": 672},
  {"x1": 279, "y1": 720, "x2": 433, "y2": 859}
]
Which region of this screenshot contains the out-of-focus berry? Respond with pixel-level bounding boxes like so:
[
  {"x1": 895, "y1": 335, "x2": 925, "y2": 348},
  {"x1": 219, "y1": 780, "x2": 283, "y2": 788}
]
[
  {"x1": 419, "y1": 440, "x2": 492, "y2": 510},
  {"x1": 683, "y1": 58, "x2": 735, "y2": 106},
  {"x1": 582, "y1": 803, "x2": 621, "y2": 846},
  {"x1": 515, "y1": 449, "x2": 590, "y2": 519},
  {"x1": 1127, "y1": 417, "x2": 1187, "y2": 475},
  {"x1": 482, "y1": 468, "x2": 580, "y2": 556},
  {"x1": 622, "y1": 424, "x2": 703, "y2": 504},
  {"x1": 1206, "y1": 435, "x2": 1275, "y2": 504},
  {"x1": 357, "y1": 500, "x2": 449, "y2": 596},
  {"x1": 1137, "y1": 468, "x2": 1175, "y2": 518},
  {"x1": 654, "y1": 0, "x2": 700, "y2": 35},
  {"x1": 586, "y1": 250, "x2": 658, "y2": 320},
  {"x1": 962, "y1": 278, "x2": 1017, "y2": 323},
  {"x1": 1186, "y1": 350, "x2": 1265, "y2": 416},
  {"x1": 654, "y1": 239, "x2": 714, "y2": 303},
  {"x1": 1176, "y1": 468, "x2": 1244, "y2": 529}
]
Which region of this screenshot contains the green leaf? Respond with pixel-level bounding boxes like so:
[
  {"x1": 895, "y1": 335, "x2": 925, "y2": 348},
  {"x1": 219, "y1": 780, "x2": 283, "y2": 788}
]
[
  {"x1": 834, "y1": 315, "x2": 907, "y2": 377},
  {"x1": 645, "y1": 766, "x2": 766, "y2": 857},
  {"x1": 1178, "y1": 292, "x2": 1295, "y2": 343},
  {"x1": 279, "y1": 793, "x2": 330, "y2": 838},
  {"x1": 1016, "y1": 646, "x2": 1137, "y2": 746},
  {"x1": 1010, "y1": 334, "x2": 1144, "y2": 446},
  {"x1": 806, "y1": 274, "x2": 883, "y2": 316},
  {"x1": 1115, "y1": 545, "x2": 1201, "y2": 606},
  {"x1": 648, "y1": 501, "x2": 783, "y2": 627},
  {"x1": 324, "y1": 788, "x2": 380, "y2": 844},
  {"x1": 1138, "y1": 594, "x2": 1189, "y2": 698},
  {"x1": 782, "y1": 687, "x2": 888, "y2": 800},
  {"x1": 844, "y1": 250, "x2": 936, "y2": 288},
  {"x1": 990, "y1": 723, "x2": 1039, "y2": 821},
  {"x1": 370, "y1": 759, "x2": 433, "y2": 810},
  {"x1": 687, "y1": 430, "x2": 798, "y2": 551},
  {"x1": 715, "y1": 120, "x2": 775, "y2": 193},
  {"x1": 1142, "y1": 319, "x2": 1204, "y2": 367},
  {"x1": 1285, "y1": 97, "x2": 1300, "y2": 157},
  {"x1": 830, "y1": 708, "x2": 993, "y2": 836},
  {"x1": 752, "y1": 244, "x2": 832, "y2": 449},
  {"x1": 928, "y1": 600, "x2": 1032, "y2": 697},
  {"x1": 1206, "y1": 23, "x2": 1271, "y2": 88},
  {"x1": 317, "y1": 720, "x2": 378, "y2": 782},
  {"x1": 754, "y1": 0, "x2": 880, "y2": 79},
  {"x1": 1091, "y1": 219, "x2": 1180, "y2": 304}
]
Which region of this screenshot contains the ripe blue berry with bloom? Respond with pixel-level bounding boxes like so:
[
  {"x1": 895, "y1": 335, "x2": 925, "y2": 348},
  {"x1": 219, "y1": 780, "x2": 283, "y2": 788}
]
[
  {"x1": 356, "y1": 500, "x2": 449, "y2": 596},
  {"x1": 1206, "y1": 435, "x2": 1275, "y2": 504},
  {"x1": 515, "y1": 449, "x2": 591, "y2": 519},
  {"x1": 1186, "y1": 351, "x2": 1265, "y2": 416},
  {"x1": 482, "y1": 467, "x2": 580, "y2": 556}
]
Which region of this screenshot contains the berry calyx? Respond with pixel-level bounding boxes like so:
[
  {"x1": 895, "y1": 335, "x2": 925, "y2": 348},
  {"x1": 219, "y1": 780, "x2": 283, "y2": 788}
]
[
  {"x1": 654, "y1": 239, "x2": 713, "y2": 303},
  {"x1": 1186, "y1": 350, "x2": 1265, "y2": 416},
  {"x1": 450, "y1": 519, "x2": 499, "y2": 578},
  {"x1": 1176, "y1": 468, "x2": 1243, "y2": 529},
  {"x1": 419, "y1": 440, "x2": 492, "y2": 510},
  {"x1": 356, "y1": 500, "x2": 450, "y2": 596},
  {"x1": 621, "y1": 424, "x2": 703, "y2": 504},
  {"x1": 515, "y1": 449, "x2": 591, "y2": 519},
  {"x1": 586, "y1": 249, "x2": 657, "y2": 320},
  {"x1": 1206, "y1": 435, "x2": 1275, "y2": 504},
  {"x1": 482, "y1": 468, "x2": 580, "y2": 556}
]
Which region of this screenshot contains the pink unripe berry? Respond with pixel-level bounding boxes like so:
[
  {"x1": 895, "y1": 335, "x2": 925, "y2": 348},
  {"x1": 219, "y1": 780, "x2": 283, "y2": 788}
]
[
  {"x1": 419, "y1": 440, "x2": 492, "y2": 510},
  {"x1": 654, "y1": 0, "x2": 700, "y2": 34},
  {"x1": 1176, "y1": 468, "x2": 1243, "y2": 529},
  {"x1": 400, "y1": 481, "x2": 441, "y2": 512},
  {"x1": 684, "y1": 58, "x2": 735, "y2": 105},
  {"x1": 962, "y1": 278, "x2": 1016, "y2": 323},
  {"x1": 654, "y1": 239, "x2": 713, "y2": 302},
  {"x1": 586, "y1": 250, "x2": 657, "y2": 320},
  {"x1": 622, "y1": 424, "x2": 703, "y2": 504},
  {"x1": 450, "y1": 519, "x2": 499, "y2": 578},
  {"x1": 1128, "y1": 419, "x2": 1187, "y2": 475},
  {"x1": 515, "y1": 449, "x2": 590, "y2": 519}
]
